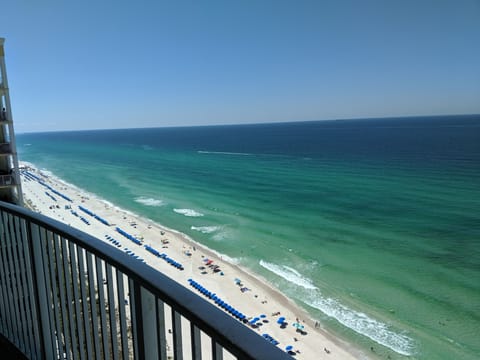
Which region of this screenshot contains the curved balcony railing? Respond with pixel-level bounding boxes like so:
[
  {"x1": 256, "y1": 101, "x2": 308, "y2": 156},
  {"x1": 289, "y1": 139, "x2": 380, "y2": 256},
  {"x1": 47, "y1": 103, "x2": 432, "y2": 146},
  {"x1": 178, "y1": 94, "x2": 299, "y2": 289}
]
[{"x1": 0, "y1": 201, "x2": 292, "y2": 360}]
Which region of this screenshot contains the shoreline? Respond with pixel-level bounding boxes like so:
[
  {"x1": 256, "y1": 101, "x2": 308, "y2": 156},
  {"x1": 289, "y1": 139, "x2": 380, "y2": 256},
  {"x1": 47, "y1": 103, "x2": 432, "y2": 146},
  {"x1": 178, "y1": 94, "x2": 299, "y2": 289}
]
[{"x1": 20, "y1": 161, "x2": 370, "y2": 360}]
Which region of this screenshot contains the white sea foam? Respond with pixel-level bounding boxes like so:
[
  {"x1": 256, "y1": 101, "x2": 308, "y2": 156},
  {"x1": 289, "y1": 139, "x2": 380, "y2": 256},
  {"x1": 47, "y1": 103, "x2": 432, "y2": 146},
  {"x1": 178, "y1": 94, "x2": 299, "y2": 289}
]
[
  {"x1": 259, "y1": 260, "x2": 317, "y2": 290},
  {"x1": 259, "y1": 260, "x2": 414, "y2": 355},
  {"x1": 304, "y1": 293, "x2": 414, "y2": 356},
  {"x1": 173, "y1": 208, "x2": 204, "y2": 217},
  {"x1": 135, "y1": 197, "x2": 165, "y2": 207},
  {"x1": 212, "y1": 231, "x2": 229, "y2": 241},
  {"x1": 219, "y1": 254, "x2": 240, "y2": 265},
  {"x1": 207, "y1": 249, "x2": 241, "y2": 265},
  {"x1": 191, "y1": 225, "x2": 219, "y2": 234},
  {"x1": 197, "y1": 150, "x2": 252, "y2": 156},
  {"x1": 99, "y1": 199, "x2": 115, "y2": 208}
]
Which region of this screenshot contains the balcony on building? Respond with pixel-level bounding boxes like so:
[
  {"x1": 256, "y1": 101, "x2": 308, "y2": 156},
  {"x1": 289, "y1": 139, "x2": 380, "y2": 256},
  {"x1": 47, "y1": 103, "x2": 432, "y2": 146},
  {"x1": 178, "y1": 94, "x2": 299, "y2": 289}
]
[
  {"x1": 0, "y1": 173, "x2": 15, "y2": 187},
  {"x1": 0, "y1": 142, "x2": 11, "y2": 155}
]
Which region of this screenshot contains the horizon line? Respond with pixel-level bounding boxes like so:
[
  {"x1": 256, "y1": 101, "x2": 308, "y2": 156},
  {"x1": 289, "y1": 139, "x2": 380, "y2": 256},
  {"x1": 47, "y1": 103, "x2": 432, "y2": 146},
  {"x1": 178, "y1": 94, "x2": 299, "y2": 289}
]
[{"x1": 16, "y1": 113, "x2": 480, "y2": 135}]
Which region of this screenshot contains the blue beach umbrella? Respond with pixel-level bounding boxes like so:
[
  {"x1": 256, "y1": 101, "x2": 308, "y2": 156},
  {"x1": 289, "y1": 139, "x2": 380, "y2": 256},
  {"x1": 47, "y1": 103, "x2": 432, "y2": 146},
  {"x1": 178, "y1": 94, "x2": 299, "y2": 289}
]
[{"x1": 285, "y1": 345, "x2": 293, "y2": 351}]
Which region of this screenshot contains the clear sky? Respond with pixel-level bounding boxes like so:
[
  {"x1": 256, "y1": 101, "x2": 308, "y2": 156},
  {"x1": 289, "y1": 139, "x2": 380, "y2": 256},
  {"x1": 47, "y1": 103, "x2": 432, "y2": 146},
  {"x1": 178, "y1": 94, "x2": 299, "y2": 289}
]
[{"x1": 2, "y1": 0, "x2": 480, "y2": 133}]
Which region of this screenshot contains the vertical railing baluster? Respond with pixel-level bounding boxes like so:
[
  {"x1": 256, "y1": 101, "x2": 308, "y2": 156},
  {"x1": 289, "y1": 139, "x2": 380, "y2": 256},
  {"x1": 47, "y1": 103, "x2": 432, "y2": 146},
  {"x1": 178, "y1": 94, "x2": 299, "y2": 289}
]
[
  {"x1": 41, "y1": 229, "x2": 63, "y2": 357},
  {"x1": 53, "y1": 233, "x2": 72, "y2": 360},
  {"x1": 95, "y1": 258, "x2": 110, "y2": 359},
  {"x1": 45, "y1": 230, "x2": 63, "y2": 358},
  {"x1": 16, "y1": 216, "x2": 41, "y2": 359},
  {"x1": 130, "y1": 281, "x2": 143, "y2": 359},
  {"x1": 86, "y1": 252, "x2": 101, "y2": 360},
  {"x1": 106, "y1": 264, "x2": 119, "y2": 360},
  {"x1": 6, "y1": 213, "x2": 27, "y2": 353},
  {"x1": 140, "y1": 287, "x2": 158, "y2": 359},
  {"x1": 61, "y1": 237, "x2": 78, "y2": 360},
  {"x1": 172, "y1": 309, "x2": 183, "y2": 360},
  {"x1": 116, "y1": 270, "x2": 129, "y2": 360},
  {"x1": 2, "y1": 212, "x2": 23, "y2": 350},
  {"x1": 156, "y1": 299, "x2": 167, "y2": 359},
  {"x1": 29, "y1": 223, "x2": 54, "y2": 359},
  {"x1": 0, "y1": 209, "x2": 13, "y2": 340},
  {"x1": 9, "y1": 215, "x2": 31, "y2": 357},
  {"x1": 191, "y1": 324, "x2": 202, "y2": 360},
  {"x1": 0, "y1": 210, "x2": 13, "y2": 340},
  {"x1": 95, "y1": 257, "x2": 110, "y2": 359},
  {"x1": 212, "y1": 341, "x2": 223, "y2": 360},
  {"x1": 128, "y1": 279, "x2": 139, "y2": 359},
  {"x1": 68, "y1": 242, "x2": 85, "y2": 360},
  {"x1": 77, "y1": 248, "x2": 93, "y2": 360},
  {"x1": 0, "y1": 240, "x2": 7, "y2": 334}
]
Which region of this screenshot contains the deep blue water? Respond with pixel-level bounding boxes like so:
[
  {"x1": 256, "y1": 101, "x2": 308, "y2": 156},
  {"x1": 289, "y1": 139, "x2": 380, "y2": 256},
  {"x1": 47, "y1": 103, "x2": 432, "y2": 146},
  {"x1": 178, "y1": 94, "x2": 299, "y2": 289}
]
[{"x1": 17, "y1": 115, "x2": 480, "y2": 359}]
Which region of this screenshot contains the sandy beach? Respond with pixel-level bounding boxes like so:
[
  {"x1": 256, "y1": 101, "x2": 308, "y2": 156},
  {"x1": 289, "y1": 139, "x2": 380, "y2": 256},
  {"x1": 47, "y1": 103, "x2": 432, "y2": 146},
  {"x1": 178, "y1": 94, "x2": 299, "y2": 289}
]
[{"x1": 20, "y1": 162, "x2": 369, "y2": 360}]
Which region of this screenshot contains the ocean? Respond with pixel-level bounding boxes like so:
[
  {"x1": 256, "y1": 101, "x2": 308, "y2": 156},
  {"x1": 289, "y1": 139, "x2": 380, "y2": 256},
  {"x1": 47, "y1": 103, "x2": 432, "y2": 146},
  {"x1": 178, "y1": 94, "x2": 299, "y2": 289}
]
[{"x1": 17, "y1": 115, "x2": 480, "y2": 359}]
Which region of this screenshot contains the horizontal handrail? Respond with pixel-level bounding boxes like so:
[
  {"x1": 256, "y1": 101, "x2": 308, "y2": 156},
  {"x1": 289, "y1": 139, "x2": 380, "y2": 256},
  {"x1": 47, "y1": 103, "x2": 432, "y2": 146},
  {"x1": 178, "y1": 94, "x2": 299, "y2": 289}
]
[{"x1": 0, "y1": 201, "x2": 292, "y2": 359}]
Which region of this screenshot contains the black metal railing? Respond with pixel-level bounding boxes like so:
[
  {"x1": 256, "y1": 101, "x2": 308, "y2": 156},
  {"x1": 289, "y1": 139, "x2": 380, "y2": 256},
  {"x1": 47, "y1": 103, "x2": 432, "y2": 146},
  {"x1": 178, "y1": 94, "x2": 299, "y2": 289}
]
[{"x1": 0, "y1": 202, "x2": 292, "y2": 360}]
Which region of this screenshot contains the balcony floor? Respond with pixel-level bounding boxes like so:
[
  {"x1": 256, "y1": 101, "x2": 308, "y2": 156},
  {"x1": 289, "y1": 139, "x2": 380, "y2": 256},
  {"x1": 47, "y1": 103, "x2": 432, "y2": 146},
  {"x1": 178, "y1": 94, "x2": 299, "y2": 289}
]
[{"x1": 0, "y1": 334, "x2": 28, "y2": 360}]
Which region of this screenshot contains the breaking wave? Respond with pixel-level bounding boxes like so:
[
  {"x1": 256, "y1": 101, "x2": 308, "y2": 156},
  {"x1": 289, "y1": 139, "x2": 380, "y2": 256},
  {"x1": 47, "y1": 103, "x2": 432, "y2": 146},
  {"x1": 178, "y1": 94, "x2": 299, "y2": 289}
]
[
  {"x1": 135, "y1": 197, "x2": 165, "y2": 207},
  {"x1": 259, "y1": 260, "x2": 414, "y2": 355},
  {"x1": 173, "y1": 208, "x2": 204, "y2": 217},
  {"x1": 304, "y1": 294, "x2": 414, "y2": 356},
  {"x1": 198, "y1": 151, "x2": 253, "y2": 156},
  {"x1": 259, "y1": 260, "x2": 317, "y2": 290},
  {"x1": 191, "y1": 225, "x2": 220, "y2": 234}
]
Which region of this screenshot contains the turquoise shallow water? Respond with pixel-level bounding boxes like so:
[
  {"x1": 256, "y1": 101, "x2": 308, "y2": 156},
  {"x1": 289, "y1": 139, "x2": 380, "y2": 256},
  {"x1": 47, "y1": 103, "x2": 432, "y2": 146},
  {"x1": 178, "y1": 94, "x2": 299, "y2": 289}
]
[{"x1": 17, "y1": 115, "x2": 480, "y2": 359}]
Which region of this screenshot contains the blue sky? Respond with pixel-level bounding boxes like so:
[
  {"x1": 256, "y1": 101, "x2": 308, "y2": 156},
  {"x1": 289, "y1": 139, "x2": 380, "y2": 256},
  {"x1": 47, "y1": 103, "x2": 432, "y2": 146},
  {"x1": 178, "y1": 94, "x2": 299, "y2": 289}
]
[{"x1": 2, "y1": 0, "x2": 479, "y2": 133}]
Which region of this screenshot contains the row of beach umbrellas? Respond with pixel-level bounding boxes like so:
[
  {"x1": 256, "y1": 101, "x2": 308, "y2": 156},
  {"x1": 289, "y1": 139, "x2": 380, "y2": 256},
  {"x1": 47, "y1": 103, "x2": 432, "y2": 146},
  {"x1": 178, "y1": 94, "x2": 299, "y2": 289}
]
[
  {"x1": 188, "y1": 279, "x2": 247, "y2": 322},
  {"x1": 79, "y1": 205, "x2": 110, "y2": 226},
  {"x1": 22, "y1": 171, "x2": 40, "y2": 182},
  {"x1": 105, "y1": 235, "x2": 121, "y2": 247},
  {"x1": 144, "y1": 244, "x2": 161, "y2": 257},
  {"x1": 123, "y1": 248, "x2": 145, "y2": 263},
  {"x1": 71, "y1": 209, "x2": 91, "y2": 225},
  {"x1": 36, "y1": 177, "x2": 73, "y2": 202},
  {"x1": 159, "y1": 253, "x2": 184, "y2": 270},
  {"x1": 261, "y1": 333, "x2": 279, "y2": 346},
  {"x1": 116, "y1": 227, "x2": 142, "y2": 245},
  {"x1": 143, "y1": 244, "x2": 184, "y2": 270},
  {"x1": 45, "y1": 191, "x2": 57, "y2": 202}
]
